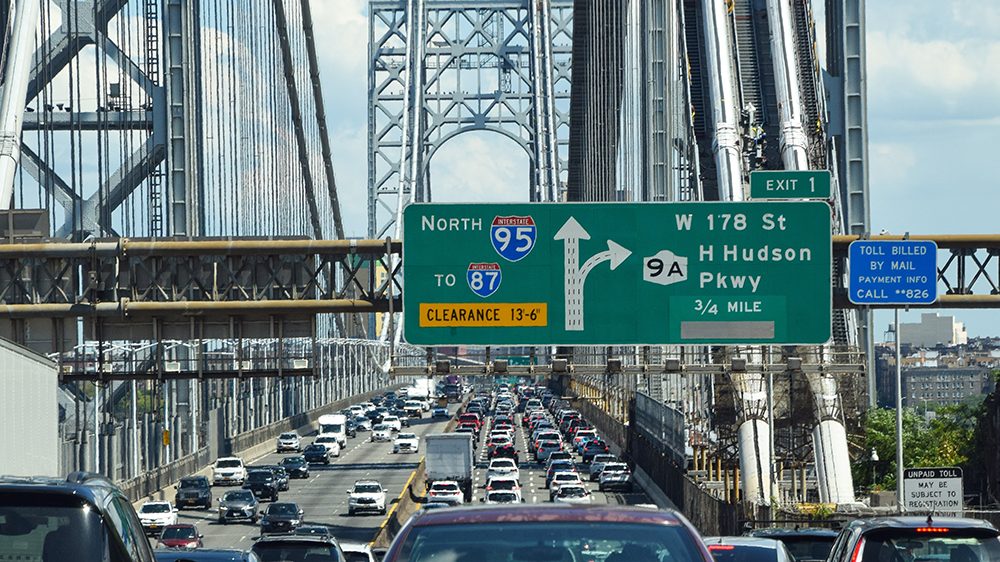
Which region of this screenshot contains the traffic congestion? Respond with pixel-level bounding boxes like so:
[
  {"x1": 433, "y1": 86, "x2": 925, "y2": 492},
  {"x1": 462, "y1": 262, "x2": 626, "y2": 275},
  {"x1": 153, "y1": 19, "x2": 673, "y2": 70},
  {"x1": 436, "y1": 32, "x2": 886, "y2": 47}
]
[{"x1": 3, "y1": 380, "x2": 999, "y2": 562}]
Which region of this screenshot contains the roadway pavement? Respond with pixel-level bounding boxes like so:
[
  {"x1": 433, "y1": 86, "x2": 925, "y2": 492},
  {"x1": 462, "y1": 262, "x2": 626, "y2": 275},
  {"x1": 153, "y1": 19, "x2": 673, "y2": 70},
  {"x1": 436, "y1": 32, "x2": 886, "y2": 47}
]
[
  {"x1": 169, "y1": 403, "x2": 457, "y2": 551},
  {"x1": 163, "y1": 396, "x2": 652, "y2": 552}
]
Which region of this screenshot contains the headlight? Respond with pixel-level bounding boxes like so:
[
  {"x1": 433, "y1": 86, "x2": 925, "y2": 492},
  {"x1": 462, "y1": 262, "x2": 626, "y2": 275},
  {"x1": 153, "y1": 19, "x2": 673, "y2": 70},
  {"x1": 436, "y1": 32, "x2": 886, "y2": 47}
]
[{"x1": 291, "y1": 519, "x2": 300, "y2": 525}]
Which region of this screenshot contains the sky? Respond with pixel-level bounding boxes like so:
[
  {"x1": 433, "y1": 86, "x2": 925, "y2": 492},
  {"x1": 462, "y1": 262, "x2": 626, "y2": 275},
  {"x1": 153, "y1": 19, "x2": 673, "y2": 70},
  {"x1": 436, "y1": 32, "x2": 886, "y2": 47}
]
[{"x1": 310, "y1": 0, "x2": 1000, "y2": 339}]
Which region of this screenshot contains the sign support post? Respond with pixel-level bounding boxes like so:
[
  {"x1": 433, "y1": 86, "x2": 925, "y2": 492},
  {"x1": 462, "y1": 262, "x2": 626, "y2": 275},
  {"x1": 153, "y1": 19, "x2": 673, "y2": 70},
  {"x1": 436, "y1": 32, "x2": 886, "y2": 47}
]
[{"x1": 896, "y1": 308, "x2": 903, "y2": 513}]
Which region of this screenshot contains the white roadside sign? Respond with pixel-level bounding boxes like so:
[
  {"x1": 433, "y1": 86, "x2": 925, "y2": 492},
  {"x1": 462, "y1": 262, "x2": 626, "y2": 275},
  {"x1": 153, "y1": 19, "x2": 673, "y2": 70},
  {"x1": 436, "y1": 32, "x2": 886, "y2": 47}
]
[{"x1": 902, "y1": 467, "x2": 963, "y2": 516}]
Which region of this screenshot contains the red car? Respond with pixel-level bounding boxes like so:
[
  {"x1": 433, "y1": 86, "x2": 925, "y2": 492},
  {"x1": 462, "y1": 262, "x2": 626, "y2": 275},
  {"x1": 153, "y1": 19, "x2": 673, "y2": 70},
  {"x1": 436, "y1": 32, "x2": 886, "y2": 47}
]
[
  {"x1": 380, "y1": 504, "x2": 714, "y2": 562},
  {"x1": 457, "y1": 413, "x2": 482, "y2": 429},
  {"x1": 156, "y1": 524, "x2": 203, "y2": 549}
]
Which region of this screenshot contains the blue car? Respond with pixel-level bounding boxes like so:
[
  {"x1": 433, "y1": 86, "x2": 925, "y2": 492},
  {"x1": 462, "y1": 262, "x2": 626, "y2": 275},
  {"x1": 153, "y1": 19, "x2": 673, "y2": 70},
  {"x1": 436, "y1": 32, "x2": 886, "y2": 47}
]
[{"x1": 432, "y1": 407, "x2": 450, "y2": 419}]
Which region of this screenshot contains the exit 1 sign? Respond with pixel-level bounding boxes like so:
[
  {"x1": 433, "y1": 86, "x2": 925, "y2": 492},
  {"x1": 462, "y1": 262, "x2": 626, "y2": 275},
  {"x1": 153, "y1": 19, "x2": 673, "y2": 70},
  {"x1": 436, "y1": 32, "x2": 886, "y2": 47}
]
[{"x1": 750, "y1": 170, "x2": 831, "y2": 199}]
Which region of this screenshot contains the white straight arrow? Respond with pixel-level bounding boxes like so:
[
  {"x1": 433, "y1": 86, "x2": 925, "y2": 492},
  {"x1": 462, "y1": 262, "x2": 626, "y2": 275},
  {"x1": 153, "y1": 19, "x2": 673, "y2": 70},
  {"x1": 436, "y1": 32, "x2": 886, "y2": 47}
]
[{"x1": 554, "y1": 217, "x2": 632, "y2": 331}]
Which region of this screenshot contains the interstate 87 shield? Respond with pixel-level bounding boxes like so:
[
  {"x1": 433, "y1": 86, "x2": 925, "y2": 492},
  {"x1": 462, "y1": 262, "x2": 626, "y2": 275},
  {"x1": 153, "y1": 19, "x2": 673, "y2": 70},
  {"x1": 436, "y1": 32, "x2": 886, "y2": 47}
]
[{"x1": 403, "y1": 202, "x2": 832, "y2": 346}]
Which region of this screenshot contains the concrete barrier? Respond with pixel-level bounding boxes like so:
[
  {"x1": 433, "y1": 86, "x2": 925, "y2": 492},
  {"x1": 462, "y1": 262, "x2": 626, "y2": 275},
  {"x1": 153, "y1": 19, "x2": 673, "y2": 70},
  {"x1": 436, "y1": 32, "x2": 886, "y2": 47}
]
[{"x1": 371, "y1": 458, "x2": 426, "y2": 549}]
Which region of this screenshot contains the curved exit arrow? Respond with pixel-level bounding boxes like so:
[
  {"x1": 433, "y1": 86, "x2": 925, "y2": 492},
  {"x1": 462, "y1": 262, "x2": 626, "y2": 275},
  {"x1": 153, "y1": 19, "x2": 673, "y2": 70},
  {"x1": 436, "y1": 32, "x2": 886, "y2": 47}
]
[{"x1": 554, "y1": 217, "x2": 632, "y2": 331}]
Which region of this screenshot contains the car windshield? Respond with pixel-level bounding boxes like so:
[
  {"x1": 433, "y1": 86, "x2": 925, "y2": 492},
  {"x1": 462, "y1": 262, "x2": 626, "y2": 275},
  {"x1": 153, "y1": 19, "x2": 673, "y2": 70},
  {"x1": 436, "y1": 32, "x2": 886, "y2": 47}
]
[
  {"x1": 354, "y1": 485, "x2": 382, "y2": 494},
  {"x1": 280, "y1": 433, "x2": 297, "y2": 439},
  {"x1": 773, "y1": 537, "x2": 835, "y2": 562},
  {"x1": 489, "y1": 481, "x2": 517, "y2": 490},
  {"x1": 178, "y1": 478, "x2": 206, "y2": 489},
  {"x1": 141, "y1": 503, "x2": 171, "y2": 513},
  {"x1": 281, "y1": 457, "x2": 306, "y2": 466},
  {"x1": 217, "y1": 459, "x2": 242, "y2": 468},
  {"x1": 306, "y1": 445, "x2": 325, "y2": 451},
  {"x1": 317, "y1": 437, "x2": 336, "y2": 443},
  {"x1": 161, "y1": 526, "x2": 196, "y2": 539},
  {"x1": 374, "y1": 425, "x2": 389, "y2": 431},
  {"x1": 491, "y1": 460, "x2": 515, "y2": 469},
  {"x1": 859, "y1": 529, "x2": 1000, "y2": 562},
  {"x1": 398, "y1": 434, "x2": 417, "y2": 440},
  {"x1": 488, "y1": 493, "x2": 518, "y2": 503},
  {"x1": 253, "y1": 542, "x2": 342, "y2": 562},
  {"x1": 604, "y1": 464, "x2": 628, "y2": 472},
  {"x1": 248, "y1": 472, "x2": 272, "y2": 482},
  {"x1": 395, "y1": 521, "x2": 703, "y2": 562},
  {"x1": 223, "y1": 491, "x2": 254, "y2": 502},
  {"x1": 0, "y1": 498, "x2": 103, "y2": 562},
  {"x1": 554, "y1": 474, "x2": 578, "y2": 482},
  {"x1": 559, "y1": 487, "x2": 588, "y2": 497},
  {"x1": 267, "y1": 504, "x2": 299, "y2": 516},
  {"x1": 432, "y1": 483, "x2": 460, "y2": 491}
]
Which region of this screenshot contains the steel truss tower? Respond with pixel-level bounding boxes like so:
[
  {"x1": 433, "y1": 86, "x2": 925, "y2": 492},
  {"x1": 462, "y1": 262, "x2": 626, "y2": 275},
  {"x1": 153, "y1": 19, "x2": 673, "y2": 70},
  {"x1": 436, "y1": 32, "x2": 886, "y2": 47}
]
[{"x1": 368, "y1": 0, "x2": 573, "y2": 239}]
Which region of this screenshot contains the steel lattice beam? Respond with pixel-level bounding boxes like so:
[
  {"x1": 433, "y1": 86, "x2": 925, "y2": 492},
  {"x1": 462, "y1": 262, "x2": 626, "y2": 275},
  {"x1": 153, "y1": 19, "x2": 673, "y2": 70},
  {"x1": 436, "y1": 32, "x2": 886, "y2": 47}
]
[{"x1": 368, "y1": 0, "x2": 573, "y2": 240}]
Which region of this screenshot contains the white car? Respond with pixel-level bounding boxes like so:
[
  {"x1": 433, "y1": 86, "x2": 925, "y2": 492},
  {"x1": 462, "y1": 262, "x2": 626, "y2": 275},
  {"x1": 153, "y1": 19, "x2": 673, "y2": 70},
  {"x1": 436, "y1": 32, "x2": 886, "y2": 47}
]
[
  {"x1": 339, "y1": 540, "x2": 377, "y2": 562},
  {"x1": 589, "y1": 454, "x2": 618, "y2": 481},
  {"x1": 137, "y1": 501, "x2": 177, "y2": 536},
  {"x1": 483, "y1": 490, "x2": 520, "y2": 504},
  {"x1": 213, "y1": 457, "x2": 247, "y2": 486},
  {"x1": 486, "y1": 458, "x2": 519, "y2": 482},
  {"x1": 552, "y1": 484, "x2": 592, "y2": 504},
  {"x1": 485, "y1": 476, "x2": 522, "y2": 502},
  {"x1": 382, "y1": 416, "x2": 402, "y2": 432},
  {"x1": 372, "y1": 424, "x2": 393, "y2": 442},
  {"x1": 427, "y1": 480, "x2": 464, "y2": 504},
  {"x1": 393, "y1": 432, "x2": 420, "y2": 453},
  {"x1": 276, "y1": 432, "x2": 301, "y2": 452},
  {"x1": 314, "y1": 436, "x2": 342, "y2": 457},
  {"x1": 347, "y1": 480, "x2": 387, "y2": 515},
  {"x1": 549, "y1": 472, "x2": 583, "y2": 500}
]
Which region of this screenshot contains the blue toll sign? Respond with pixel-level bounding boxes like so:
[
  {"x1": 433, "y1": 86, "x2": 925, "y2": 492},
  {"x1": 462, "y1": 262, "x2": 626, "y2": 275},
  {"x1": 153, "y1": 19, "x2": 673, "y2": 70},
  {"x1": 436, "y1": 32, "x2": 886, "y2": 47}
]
[
  {"x1": 491, "y1": 215, "x2": 536, "y2": 261},
  {"x1": 467, "y1": 262, "x2": 502, "y2": 297},
  {"x1": 849, "y1": 240, "x2": 937, "y2": 305}
]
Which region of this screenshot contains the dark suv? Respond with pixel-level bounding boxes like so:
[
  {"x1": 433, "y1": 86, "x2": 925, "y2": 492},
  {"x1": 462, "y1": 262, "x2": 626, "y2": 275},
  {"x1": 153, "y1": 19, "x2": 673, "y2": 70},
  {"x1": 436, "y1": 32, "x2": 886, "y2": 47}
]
[
  {"x1": 243, "y1": 470, "x2": 279, "y2": 502},
  {"x1": 0, "y1": 472, "x2": 156, "y2": 562},
  {"x1": 252, "y1": 534, "x2": 345, "y2": 561},
  {"x1": 174, "y1": 475, "x2": 212, "y2": 510},
  {"x1": 827, "y1": 517, "x2": 999, "y2": 562}
]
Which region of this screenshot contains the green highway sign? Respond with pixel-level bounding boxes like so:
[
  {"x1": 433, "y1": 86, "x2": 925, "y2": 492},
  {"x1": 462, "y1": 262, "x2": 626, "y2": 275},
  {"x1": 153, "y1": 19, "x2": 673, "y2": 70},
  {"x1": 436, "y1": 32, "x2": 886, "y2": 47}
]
[
  {"x1": 402, "y1": 202, "x2": 831, "y2": 346},
  {"x1": 750, "y1": 170, "x2": 831, "y2": 199}
]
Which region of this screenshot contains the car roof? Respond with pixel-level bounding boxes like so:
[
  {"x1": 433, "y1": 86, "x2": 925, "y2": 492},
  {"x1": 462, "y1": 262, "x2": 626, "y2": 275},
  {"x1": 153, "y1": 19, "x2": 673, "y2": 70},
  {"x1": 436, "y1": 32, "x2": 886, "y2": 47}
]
[
  {"x1": 253, "y1": 535, "x2": 338, "y2": 547},
  {"x1": 338, "y1": 540, "x2": 373, "y2": 552},
  {"x1": 746, "y1": 527, "x2": 839, "y2": 538},
  {"x1": 844, "y1": 516, "x2": 998, "y2": 533},
  {"x1": 153, "y1": 547, "x2": 253, "y2": 561},
  {"x1": 0, "y1": 473, "x2": 123, "y2": 510},
  {"x1": 409, "y1": 504, "x2": 685, "y2": 527},
  {"x1": 704, "y1": 537, "x2": 786, "y2": 548}
]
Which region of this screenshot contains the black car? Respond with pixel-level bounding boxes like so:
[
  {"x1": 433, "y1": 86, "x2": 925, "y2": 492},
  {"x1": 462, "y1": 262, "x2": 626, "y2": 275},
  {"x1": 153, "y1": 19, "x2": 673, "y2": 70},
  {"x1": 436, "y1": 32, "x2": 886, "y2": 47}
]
[
  {"x1": 491, "y1": 444, "x2": 520, "y2": 464},
  {"x1": 175, "y1": 475, "x2": 213, "y2": 509},
  {"x1": 257, "y1": 466, "x2": 289, "y2": 491},
  {"x1": 745, "y1": 527, "x2": 839, "y2": 562},
  {"x1": 259, "y1": 502, "x2": 304, "y2": 535},
  {"x1": 243, "y1": 470, "x2": 279, "y2": 502},
  {"x1": 279, "y1": 456, "x2": 310, "y2": 479},
  {"x1": 252, "y1": 535, "x2": 345, "y2": 561},
  {"x1": 303, "y1": 443, "x2": 330, "y2": 464},
  {"x1": 389, "y1": 408, "x2": 411, "y2": 427},
  {"x1": 0, "y1": 472, "x2": 156, "y2": 562}
]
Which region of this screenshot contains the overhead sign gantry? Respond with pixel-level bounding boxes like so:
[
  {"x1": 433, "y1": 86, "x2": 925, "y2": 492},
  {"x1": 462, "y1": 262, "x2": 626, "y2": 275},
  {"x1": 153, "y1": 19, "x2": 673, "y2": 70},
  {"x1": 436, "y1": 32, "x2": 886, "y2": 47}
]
[{"x1": 403, "y1": 202, "x2": 831, "y2": 346}]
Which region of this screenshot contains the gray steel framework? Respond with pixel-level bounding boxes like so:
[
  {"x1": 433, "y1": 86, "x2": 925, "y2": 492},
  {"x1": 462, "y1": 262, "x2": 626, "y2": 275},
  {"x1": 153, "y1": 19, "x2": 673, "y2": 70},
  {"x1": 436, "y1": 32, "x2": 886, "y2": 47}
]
[{"x1": 367, "y1": 0, "x2": 573, "y2": 240}]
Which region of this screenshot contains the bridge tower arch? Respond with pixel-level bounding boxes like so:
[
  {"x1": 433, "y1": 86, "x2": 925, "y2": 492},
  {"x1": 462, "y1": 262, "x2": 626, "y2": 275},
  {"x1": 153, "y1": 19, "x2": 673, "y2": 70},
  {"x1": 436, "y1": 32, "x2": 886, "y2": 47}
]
[{"x1": 367, "y1": 0, "x2": 573, "y2": 239}]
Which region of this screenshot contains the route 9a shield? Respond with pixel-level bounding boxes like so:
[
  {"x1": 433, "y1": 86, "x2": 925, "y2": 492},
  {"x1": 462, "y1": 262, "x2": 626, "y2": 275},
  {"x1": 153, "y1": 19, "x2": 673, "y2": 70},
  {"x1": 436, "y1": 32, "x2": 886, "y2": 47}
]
[
  {"x1": 468, "y1": 263, "x2": 502, "y2": 297},
  {"x1": 491, "y1": 216, "x2": 536, "y2": 262}
]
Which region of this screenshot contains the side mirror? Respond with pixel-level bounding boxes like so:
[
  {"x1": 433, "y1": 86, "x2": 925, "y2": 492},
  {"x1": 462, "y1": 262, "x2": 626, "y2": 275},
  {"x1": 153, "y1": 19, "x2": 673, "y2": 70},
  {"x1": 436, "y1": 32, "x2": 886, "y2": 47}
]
[
  {"x1": 259, "y1": 510, "x2": 265, "y2": 516},
  {"x1": 173, "y1": 484, "x2": 178, "y2": 490},
  {"x1": 172, "y1": 508, "x2": 178, "y2": 513},
  {"x1": 521, "y1": 498, "x2": 526, "y2": 503},
  {"x1": 299, "y1": 509, "x2": 305, "y2": 515},
  {"x1": 198, "y1": 534, "x2": 204, "y2": 539},
  {"x1": 480, "y1": 498, "x2": 485, "y2": 503}
]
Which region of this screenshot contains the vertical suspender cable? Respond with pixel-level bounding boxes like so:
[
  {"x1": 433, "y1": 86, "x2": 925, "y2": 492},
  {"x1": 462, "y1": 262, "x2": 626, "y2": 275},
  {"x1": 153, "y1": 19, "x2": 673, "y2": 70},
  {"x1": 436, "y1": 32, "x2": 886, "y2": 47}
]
[{"x1": 0, "y1": 0, "x2": 40, "y2": 207}]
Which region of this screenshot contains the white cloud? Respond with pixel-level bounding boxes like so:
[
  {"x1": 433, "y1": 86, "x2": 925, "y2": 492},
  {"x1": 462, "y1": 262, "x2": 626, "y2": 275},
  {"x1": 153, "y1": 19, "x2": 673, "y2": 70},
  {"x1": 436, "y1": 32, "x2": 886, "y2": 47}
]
[{"x1": 429, "y1": 131, "x2": 532, "y2": 203}]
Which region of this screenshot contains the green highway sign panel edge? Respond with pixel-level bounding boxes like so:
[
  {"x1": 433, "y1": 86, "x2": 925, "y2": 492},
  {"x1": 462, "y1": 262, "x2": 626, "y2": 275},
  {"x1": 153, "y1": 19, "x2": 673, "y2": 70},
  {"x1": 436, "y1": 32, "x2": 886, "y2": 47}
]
[{"x1": 402, "y1": 202, "x2": 832, "y2": 346}]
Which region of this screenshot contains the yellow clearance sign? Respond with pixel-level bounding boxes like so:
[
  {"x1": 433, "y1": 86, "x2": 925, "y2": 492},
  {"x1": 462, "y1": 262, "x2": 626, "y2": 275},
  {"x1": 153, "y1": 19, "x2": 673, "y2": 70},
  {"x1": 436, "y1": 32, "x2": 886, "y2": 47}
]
[{"x1": 420, "y1": 303, "x2": 547, "y2": 327}]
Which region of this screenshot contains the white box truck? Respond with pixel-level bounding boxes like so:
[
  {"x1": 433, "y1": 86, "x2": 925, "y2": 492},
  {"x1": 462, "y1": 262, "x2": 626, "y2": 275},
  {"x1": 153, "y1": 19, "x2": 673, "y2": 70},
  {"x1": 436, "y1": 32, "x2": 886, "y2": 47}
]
[
  {"x1": 317, "y1": 414, "x2": 348, "y2": 447},
  {"x1": 424, "y1": 433, "x2": 475, "y2": 501}
]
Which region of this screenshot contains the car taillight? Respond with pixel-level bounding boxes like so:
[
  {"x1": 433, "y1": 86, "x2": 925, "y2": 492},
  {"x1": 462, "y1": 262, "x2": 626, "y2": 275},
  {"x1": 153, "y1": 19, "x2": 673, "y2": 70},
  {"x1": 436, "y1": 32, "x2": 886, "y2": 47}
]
[
  {"x1": 849, "y1": 538, "x2": 865, "y2": 562},
  {"x1": 916, "y1": 528, "x2": 950, "y2": 533},
  {"x1": 708, "y1": 545, "x2": 735, "y2": 551}
]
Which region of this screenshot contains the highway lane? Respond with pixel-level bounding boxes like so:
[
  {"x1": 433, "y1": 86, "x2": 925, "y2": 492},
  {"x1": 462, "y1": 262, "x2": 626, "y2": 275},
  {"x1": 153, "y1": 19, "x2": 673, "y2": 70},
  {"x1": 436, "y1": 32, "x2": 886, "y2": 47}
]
[
  {"x1": 468, "y1": 403, "x2": 650, "y2": 506},
  {"x1": 171, "y1": 402, "x2": 459, "y2": 551}
]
